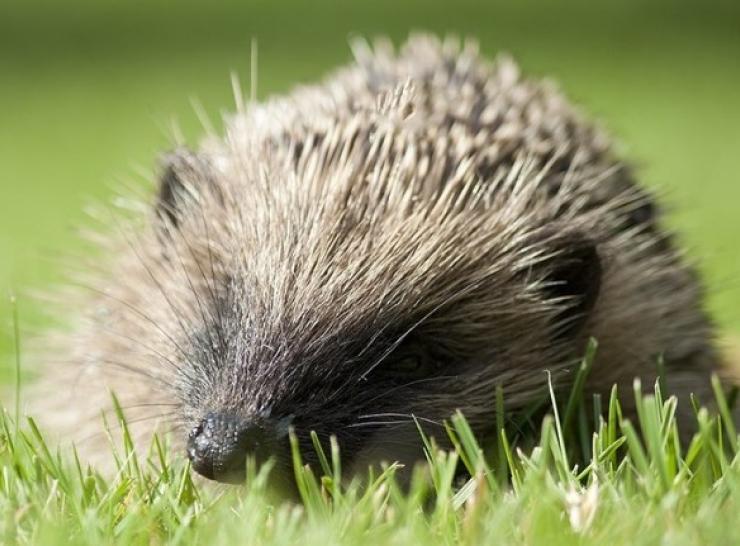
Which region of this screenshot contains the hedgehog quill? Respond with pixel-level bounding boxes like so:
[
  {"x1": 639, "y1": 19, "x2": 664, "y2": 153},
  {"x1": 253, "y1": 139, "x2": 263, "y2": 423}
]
[{"x1": 30, "y1": 35, "x2": 736, "y2": 483}]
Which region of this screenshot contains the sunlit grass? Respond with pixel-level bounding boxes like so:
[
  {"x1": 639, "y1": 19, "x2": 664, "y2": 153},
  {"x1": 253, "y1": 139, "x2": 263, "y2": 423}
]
[{"x1": 1, "y1": 343, "x2": 738, "y2": 545}]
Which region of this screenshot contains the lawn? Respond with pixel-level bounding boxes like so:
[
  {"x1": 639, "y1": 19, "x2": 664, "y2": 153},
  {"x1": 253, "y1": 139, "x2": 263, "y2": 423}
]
[
  {"x1": 2, "y1": 358, "x2": 739, "y2": 545},
  {"x1": 0, "y1": 0, "x2": 739, "y2": 543}
]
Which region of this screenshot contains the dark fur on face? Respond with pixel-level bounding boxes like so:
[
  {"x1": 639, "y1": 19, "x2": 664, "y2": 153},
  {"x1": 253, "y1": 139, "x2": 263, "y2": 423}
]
[{"x1": 31, "y1": 35, "x2": 727, "y2": 482}]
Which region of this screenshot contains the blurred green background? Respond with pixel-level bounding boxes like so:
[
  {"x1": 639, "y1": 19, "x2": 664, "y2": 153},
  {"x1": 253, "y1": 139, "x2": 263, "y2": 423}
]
[{"x1": 1, "y1": 0, "x2": 739, "y2": 377}]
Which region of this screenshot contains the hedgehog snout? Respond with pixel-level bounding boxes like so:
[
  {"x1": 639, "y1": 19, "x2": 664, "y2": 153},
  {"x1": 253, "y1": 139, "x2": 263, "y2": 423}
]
[{"x1": 186, "y1": 412, "x2": 284, "y2": 483}]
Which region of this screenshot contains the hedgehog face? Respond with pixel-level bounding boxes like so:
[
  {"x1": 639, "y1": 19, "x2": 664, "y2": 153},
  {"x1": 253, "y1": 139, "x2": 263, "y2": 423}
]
[
  {"x1": 179, "y1": 317, "x2": 466, "y2": 483},
  {"x1": 149, "y1": 140, "x2": 602, "y2": 484}
]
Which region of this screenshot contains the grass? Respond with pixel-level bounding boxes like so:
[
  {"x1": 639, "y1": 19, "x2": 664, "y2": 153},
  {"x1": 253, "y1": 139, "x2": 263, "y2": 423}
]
[{"x1": 1, "y1": 343, "x2": 739, "y2": 545}]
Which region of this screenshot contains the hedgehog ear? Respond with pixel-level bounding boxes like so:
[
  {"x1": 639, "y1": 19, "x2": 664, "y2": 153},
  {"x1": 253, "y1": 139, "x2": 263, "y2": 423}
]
[
  {"x1": 540, "y1": 233, "x2": 602, "y2": 340},
  {"x1": 155, "y1": 148, "x2": 208, "y2": 234}
]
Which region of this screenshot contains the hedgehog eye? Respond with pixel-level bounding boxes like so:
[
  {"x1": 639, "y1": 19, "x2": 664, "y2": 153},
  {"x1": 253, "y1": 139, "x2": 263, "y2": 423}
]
[
  {"x1": 394, "y1": 355, "x2": 425, "y2": 374},
  {"x1": 389, "y1": 348, "x2": 437, "y2": 378}
]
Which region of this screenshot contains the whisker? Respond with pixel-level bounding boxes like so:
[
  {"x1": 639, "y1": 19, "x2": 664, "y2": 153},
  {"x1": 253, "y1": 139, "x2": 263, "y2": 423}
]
[
  {"x1": 105, "y1": 204, "x2": 194, "y2": 348},
  {"x1": 196, "y1": 196, "x2": 228, "y2": 346},
  {"x1": 346, "y1": 420, "x2": 413, "y2": 429},
  {"x1": 357, "y1": 412, "x2": 443, "y2": 427},
  {"x1": 362, "y1": 375, "x2": 460, "y2": 406},
  {"x1": 78, "y1": 320, "x2": 182, "y2": 373},
  {"x1": 70, "y1": 281, "x2": 189, "y2": 366},
  {"x1": 162, "y1": 218, "x2": 221, "y2": 356},
  {"x1": 106, "y1": 411, "x2": 180, "y2": 426},
  {"x1": 46, "y1": 357, "x2": 165, "y2": 379},
  {"x1": 62, "y1": 357, "x2": 173, "y2": 391},
  {"x1": 115, "y1": 402, "x2": 180, "y2": 411}
]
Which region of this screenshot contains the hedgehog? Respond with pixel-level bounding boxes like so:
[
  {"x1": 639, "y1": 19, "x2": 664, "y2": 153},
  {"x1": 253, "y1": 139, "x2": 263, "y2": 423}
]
[{"x1": 29, "y1": 34, "x2": 733, "y2": 484}]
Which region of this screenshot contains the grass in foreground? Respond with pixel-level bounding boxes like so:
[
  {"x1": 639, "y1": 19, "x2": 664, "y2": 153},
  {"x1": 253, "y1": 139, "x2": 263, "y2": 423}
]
[{"x1": 1, "y1": 346, "x2": 739, "y2": 545}]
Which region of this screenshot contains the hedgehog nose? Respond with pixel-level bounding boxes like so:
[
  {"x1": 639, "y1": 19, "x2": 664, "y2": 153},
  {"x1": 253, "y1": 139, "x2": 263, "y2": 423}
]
[{"x1": 186, "y1": 412, "x2": 277, "y2": 483}]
